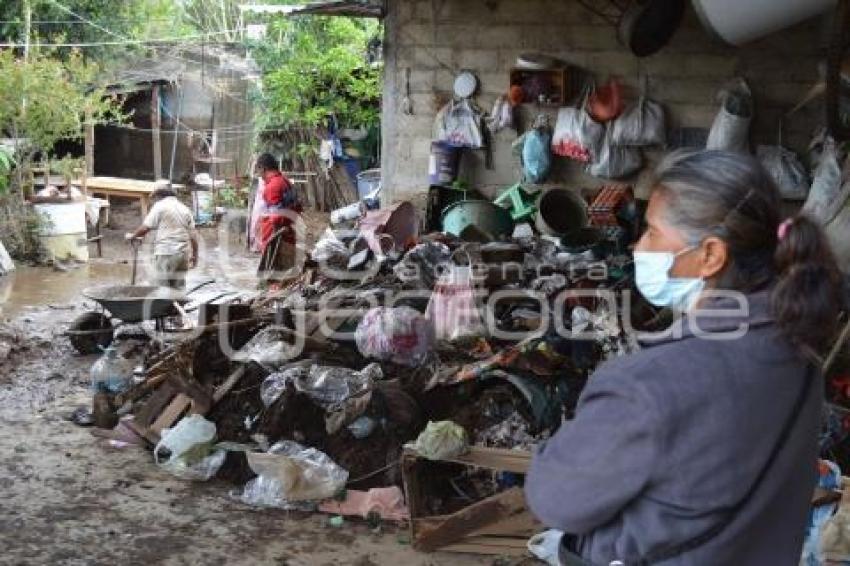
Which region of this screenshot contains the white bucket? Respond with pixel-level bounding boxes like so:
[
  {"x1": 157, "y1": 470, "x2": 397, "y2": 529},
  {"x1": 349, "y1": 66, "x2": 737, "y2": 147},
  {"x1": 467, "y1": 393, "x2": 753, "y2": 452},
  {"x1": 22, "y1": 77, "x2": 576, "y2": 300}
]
[
  {"x1": 33, "y1": 202, "x2": 89, "y2": 262},
  {"x1": 693, "y1": 0, "x2": 836, "y2": 46}
]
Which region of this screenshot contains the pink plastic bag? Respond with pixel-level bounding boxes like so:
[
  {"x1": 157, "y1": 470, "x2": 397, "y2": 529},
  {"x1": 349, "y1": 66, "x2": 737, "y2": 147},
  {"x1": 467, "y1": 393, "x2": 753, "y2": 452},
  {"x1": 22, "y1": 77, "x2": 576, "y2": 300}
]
[
  {"x1": 355, "y1": 307, "x2": 433, "y2": 367},
  {"x1": 426, "y1": 261, "x2": 485, "y2": 342}
]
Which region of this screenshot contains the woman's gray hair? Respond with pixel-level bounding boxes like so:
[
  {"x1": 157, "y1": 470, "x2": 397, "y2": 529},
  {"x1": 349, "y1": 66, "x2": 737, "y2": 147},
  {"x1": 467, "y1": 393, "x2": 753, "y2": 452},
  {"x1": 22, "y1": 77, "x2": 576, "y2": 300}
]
[
  {"x1": 651, "y1": 149, "x2": 844, "y2": 358},
  {"x1": 652, "y1": 150, "x2": 781, "y2": 290}
]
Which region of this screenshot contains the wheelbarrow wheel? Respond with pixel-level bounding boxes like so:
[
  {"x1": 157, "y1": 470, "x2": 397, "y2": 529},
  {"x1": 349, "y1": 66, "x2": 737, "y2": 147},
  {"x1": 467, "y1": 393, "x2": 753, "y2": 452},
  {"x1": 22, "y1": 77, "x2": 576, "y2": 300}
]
[{"x1": 68, "y1": 312, "x2": 114, "y2": 354}]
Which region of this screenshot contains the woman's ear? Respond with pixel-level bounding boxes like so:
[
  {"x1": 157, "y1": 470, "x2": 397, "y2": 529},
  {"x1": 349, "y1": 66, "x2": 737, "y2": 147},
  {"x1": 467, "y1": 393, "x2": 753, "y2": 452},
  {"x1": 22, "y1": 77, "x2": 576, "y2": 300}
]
[{"x1": 699, "y1": 236, "x2": 728, "y2": 280}]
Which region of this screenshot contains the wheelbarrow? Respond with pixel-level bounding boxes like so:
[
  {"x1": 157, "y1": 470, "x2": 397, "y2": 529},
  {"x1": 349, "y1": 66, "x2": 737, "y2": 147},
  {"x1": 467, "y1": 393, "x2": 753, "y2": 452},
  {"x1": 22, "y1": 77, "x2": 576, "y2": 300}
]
[
  {"x1": 66, "y1": 280, "x2": 215, "y2": 354},
  {"x1": 66, "y1": 238, "x2": 215, "y2": 353}
]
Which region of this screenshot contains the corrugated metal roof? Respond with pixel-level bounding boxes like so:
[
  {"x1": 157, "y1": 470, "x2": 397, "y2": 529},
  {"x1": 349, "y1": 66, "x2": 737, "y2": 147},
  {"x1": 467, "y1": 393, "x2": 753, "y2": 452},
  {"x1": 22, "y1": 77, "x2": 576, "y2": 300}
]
[{"x1": 289, "y1": 1, "x2": 384, "y2": 18}]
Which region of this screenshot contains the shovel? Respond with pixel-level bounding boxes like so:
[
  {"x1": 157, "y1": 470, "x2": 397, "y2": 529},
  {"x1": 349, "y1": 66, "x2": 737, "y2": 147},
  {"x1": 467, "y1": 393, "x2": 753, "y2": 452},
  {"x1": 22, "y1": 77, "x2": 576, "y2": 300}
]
[{"x1": 128, "y1": 237, "x2": 142, "y2": 285}]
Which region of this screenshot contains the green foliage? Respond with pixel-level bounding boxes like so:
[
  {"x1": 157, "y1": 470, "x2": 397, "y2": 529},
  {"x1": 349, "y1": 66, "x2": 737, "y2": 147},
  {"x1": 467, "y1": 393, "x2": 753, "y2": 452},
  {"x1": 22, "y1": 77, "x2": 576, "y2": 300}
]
[
  {"x1": 0, "y1": 1, "x2": 183, "y2": 60},
  {"x1": 250, "y1": 14, "x2": 382, "y2": 130},
  {"x1": 0, "y1": 201, "x2": 49, "y2": 260},
  {"x1": 0, "y1": 49, "x2": 122, "y2": 193},
  {"x1": 0, "y1": 147, "x2": 14, "y2": 196},
  {"x1": 218, "y1": 185, "x2": 248, "y2": 209}
]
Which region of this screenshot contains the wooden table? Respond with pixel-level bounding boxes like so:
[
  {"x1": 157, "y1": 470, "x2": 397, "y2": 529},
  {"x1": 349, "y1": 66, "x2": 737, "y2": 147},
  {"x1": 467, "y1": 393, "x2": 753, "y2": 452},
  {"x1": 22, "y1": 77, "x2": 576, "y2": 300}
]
[{"x1": 74, "y1": 176, "x2": 184, "y2": 217}]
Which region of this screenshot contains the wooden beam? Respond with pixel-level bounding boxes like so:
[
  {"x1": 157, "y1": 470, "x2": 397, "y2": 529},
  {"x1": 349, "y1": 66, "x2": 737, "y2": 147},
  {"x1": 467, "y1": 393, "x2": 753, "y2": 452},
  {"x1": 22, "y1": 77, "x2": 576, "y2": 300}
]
[
  {"x1": 151, "y1": 84, "x2": 162, "y2": 180},
  {"x1": 414, "y1": 488, "x2": 528, "y2": 552}
]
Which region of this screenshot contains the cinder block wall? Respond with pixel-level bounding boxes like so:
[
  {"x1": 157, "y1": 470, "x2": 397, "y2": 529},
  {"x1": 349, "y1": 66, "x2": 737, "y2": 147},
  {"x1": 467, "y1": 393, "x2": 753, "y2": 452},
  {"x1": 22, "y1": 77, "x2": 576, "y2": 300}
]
[{"x1": 380, "y1": 0, "x2": 828, "y2": 205}]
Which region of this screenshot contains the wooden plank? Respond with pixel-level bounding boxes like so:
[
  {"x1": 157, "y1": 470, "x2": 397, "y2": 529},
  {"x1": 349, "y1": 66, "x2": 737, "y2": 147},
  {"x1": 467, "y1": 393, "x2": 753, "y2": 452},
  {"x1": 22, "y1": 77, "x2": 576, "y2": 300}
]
[
  {"x1": 167, "y1": 371, "x2": 213, "y2": 415},
  {"x1": 439, "y1": 543, "x2": 528, "y2": 557},
  {"x1": 213, "y1": 366, "x2": 247, "y2": 404},
  {"x1": 414, "y1": 488, "x2": 527, "y2": 552},
  {"x1": 469, "y1": 511, "x2": 540, "y2": 538},
  {"x1": 152, "y1": 84, "x2": 162, "y2": 179},
  {"x1": 133, "y1": 382, "x2": 178, "y2": 428},
  {"x1": 443, "y1": 446, "x2": 532, "y2": 474},
  {"x1": 150, "y1": 394, "x2": 192, "y2": 435}
]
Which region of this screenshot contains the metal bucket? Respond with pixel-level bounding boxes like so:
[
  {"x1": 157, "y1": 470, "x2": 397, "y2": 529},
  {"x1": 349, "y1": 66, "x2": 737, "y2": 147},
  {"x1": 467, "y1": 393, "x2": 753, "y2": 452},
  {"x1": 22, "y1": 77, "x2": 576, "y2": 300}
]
[
  {"x1": 535, "y1": 188, "x2": 588, "y2": 236},
  {"x1": 441, "y1": 200, "x2": 515, "y2": 242}
]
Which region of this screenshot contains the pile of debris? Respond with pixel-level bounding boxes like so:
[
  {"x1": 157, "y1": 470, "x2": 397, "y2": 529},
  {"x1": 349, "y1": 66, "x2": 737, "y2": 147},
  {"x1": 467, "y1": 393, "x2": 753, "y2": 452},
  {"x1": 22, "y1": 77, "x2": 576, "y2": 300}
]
[{"x1": 84, "y1": 187, "x2": 662, "y2": 556}]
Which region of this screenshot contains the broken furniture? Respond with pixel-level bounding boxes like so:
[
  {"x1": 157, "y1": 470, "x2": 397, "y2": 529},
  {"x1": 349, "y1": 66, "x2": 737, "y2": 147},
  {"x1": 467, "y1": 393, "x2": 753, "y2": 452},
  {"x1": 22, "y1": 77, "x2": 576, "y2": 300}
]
[{"x1": 402, "y1": 445, "x2": 541, "y2": 556}]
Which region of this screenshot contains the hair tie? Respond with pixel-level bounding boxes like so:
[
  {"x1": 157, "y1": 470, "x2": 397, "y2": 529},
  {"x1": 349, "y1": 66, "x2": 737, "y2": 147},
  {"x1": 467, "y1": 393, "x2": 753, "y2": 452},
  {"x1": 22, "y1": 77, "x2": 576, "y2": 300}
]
[{"x1": 777, "y1": 218, "x2": 794, "y2": 241}]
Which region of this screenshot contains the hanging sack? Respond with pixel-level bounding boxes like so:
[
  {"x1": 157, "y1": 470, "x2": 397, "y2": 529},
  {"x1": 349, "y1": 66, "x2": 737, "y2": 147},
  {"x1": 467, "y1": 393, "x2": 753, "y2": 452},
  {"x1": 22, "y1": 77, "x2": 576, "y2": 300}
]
[
  {"x1": 706, "y1": 78, "x2": 752, "y2": 153},
  {"x1": 587, "y1": 78, "x2": 624, "y2": 123},
  {"x1": 588, "y1": 125, "x2": 642, "y2": 179},
  {"x1": 756, "y1": 123, "x2": 809, "y2": 201},
  {"x1": 434, "y1": 98, "x2": 484, "y2": 149},
  {"x1": 802, "y1": 136, "x2": 843, "y2": 224},
  {"x1": 610, "y1": 78, "x2": 666, "y2": 146},
  {"x1": 521, "y1": 128, "x2": 552, "y2": 183},
  {"x1": 552, "y1": 86, "x2": 604, "y2": 162},
  {"x1": 426, "y1": 253, "x2": 485, "y2": 342}
]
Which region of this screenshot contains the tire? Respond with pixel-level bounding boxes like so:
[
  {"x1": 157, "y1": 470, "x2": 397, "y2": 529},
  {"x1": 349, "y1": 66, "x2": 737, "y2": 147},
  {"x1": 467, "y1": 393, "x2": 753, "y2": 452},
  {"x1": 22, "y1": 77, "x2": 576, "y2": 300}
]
[{"x1": 68, "y1": 312, "x2": 114, "y2": 355}]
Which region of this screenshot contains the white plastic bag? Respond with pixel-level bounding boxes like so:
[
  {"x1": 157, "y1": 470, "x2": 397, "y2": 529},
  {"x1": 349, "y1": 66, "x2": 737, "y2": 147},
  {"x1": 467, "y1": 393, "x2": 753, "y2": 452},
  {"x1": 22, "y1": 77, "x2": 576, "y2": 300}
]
[
  {"x1": 486, "y1": 94, "x2": 514, "y2": 134},
  {"x1": 426, "y1": 261, "x2": 485, "y2": 342},
  {"x1": 706, "y1": 79, "x2": 752, "y2": 153},
  {"x1": 527, "y1": 530, "x2": 565, "y2": 565},
  {"x1": 588, "y1": 126, "x2": 642, "y2": 179},
  {"x1": 552, "y1": 103, "x2": 604, "y2": 162},
  {"x1": 757, "y1": 144, "x2": 809, "y2": 200},
  {"x1": 243, "y1": 441, "x2": 348, "y2": 503},
  {"x1": 803, "y1": 136, "x2": 843, "y2": 224},
  {"x1": 610, "y1": 96, "x2": 666, "y2": 147},
  {"x1": 434, "y1": 99, "x2": 484, "y2": 149},
  {"x1": 154, "y1": 415, "x2": 225, "y2": 481},
  {"x1": 154, "y1": 414, "x2": 216, "y2": 464},
  {"x1": 355, "y1": 306, "x2": 433, "y2": 367}
]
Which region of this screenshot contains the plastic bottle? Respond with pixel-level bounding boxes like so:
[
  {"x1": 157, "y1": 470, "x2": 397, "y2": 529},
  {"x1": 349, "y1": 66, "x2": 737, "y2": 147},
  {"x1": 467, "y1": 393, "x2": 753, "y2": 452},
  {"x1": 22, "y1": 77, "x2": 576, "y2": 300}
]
[{"x1": 90, "y1": 346, "x2": 130, "y2": 394}]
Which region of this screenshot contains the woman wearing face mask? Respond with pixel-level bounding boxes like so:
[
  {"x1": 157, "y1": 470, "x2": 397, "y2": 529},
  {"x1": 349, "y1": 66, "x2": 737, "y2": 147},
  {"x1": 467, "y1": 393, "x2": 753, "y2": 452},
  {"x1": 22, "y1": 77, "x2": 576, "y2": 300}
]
[{"x1": 526, "y1": 150, "x2": 845, "y2": 566}]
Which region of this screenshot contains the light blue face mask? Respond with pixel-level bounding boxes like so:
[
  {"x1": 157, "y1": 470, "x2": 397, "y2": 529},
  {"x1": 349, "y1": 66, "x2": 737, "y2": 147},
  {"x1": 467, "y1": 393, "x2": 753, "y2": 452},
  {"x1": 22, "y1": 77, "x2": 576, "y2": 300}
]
[{"x1": 634, "y1": 248, "x2": 705, "y2": 311}]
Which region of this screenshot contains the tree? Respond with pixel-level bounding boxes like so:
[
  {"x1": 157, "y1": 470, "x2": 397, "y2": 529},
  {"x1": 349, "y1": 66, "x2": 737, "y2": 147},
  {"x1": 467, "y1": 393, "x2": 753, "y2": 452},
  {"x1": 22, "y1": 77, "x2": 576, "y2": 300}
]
[
  {"x1": 0, "y1": 48, "x2": 121, "y2": 195},
  {"x1": 252, "y1": 14, "x2": 382, "y2": 131}
]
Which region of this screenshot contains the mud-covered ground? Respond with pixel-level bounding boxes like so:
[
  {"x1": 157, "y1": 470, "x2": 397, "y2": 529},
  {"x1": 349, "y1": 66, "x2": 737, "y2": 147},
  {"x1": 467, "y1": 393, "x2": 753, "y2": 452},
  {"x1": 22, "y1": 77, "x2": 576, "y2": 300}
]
[{"x1": 0, "y1": 201, "x2": 493, "y2": 565}]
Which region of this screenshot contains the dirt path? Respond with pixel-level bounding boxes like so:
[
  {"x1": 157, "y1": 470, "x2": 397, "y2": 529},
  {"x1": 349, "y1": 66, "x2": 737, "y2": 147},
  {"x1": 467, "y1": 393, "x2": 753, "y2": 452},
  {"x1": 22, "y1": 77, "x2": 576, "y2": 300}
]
[{"x1": 0, "y1": 209, "x2": 499, "y2": 565}]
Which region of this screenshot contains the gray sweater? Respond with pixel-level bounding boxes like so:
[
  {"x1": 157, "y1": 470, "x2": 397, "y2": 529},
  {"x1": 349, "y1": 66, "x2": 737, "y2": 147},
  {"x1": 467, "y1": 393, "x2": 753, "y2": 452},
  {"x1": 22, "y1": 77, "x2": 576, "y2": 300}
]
[{"x1": 526, "y1": 292, "x2": 821, "y2": 565}]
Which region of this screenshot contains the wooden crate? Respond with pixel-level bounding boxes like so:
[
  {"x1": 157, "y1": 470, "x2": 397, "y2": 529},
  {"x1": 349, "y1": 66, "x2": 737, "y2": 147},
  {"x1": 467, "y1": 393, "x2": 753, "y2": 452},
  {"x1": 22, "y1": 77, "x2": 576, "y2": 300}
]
[{"x1": 401, "y1": 446, "x2": 542, "y2": 556}]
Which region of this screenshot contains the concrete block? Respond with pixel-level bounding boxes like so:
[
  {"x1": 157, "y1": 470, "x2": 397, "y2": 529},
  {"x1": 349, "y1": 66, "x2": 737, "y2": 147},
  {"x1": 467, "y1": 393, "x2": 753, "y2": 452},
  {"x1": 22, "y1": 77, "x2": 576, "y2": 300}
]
[
  {"x1": 585, "y1": 51, "x2": 640, "y2": 78},
  {"x1": 457, "y1": 49, "x2": 500, "y2": 73},
  {"x1": 407, "y1": 69, "x2": 435, "y2": 94},
  {"x1": 648, "y1": 78, "x2": 720, "y2": 105},
  {"x1": 476, "y1": 25, "x2": 525, "y2": 49}
]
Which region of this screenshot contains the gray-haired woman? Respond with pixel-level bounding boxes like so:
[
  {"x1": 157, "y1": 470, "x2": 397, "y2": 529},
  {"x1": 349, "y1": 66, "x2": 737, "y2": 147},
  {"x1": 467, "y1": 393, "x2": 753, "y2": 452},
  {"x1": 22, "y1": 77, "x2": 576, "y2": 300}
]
[{"x1": 526, "y1": 150, "x2": 844, "y2": 565}]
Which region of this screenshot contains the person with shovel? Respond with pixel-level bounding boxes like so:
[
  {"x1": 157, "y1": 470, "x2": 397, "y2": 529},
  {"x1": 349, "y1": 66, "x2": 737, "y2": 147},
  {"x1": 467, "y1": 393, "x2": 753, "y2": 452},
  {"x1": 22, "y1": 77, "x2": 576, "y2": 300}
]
[{"x1": 125, "y1": 182, "x2": 198, "y2": 289}]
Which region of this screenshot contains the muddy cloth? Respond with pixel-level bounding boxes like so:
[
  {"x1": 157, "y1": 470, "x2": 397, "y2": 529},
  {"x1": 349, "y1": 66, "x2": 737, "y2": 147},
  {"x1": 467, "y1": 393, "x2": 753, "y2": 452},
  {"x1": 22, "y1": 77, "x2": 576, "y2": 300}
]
[{"x1": 526, "y1": 292, "x2": 820, "y2": 565}]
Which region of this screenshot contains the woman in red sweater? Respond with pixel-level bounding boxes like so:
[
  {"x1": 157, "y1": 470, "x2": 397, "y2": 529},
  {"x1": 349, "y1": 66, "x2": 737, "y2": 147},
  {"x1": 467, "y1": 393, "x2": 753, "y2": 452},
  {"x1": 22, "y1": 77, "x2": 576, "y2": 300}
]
[{"x1": 255, "y1": 153, "x2": 299, "y2": 251}]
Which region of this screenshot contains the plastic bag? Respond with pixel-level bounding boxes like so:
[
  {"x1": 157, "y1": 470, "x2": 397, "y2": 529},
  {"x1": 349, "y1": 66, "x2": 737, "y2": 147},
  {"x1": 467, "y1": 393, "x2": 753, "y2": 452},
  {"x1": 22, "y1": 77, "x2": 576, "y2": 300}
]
[
  {"x1": 486, "y1": 94, "x2": 514, "y2": 133},
  {"x1": 757, "y1": 144, "x2": 809, "y2": 200},
  {"x1": 588, "y1": 126, "x2": 642, "y2": 179},
  {"x1": 522, "y1": 128, "x2": 552, "y2": 183},
  {"x1": 588, "y1": 78, "x2": 624, "y2": 123},
  {"x1": 393, "y1": 242, "x2": 452, "y2": 290},
  {"x1": 706, "y1": 79, "x2": 752, "y2": 153},
  {"x1": 355, "y1": 307, "x2": 433, "y2": 367},
  {"x1": 405, "y1": 420, "x2": 469, "y2": 461},
  {"x1": 552, "y1": 102, "x2": 604, "y2": 162},
  {"x1": 610, "y1": 96, "x2": 666, "y2": 146},
  {"x1": 154, "y1": 415, "x2": 225, "y2": 481},
  {"x1": 426, "y1": 261, "x2": 485, "y2": 342},
  {"x1": 155, "y1": 414, "x2": 216, "y2": 464},
  {"x1": 261, "y1": 365, "x2": 309, "y2": 407},
  {"x1": 434, "y1": 99, "x2": 484, "y2": 149},
  {"x1": 295, "y1": 363, "x2": 381, "y2": 408},
  {"x1": 243, "y1": 441, "x2": 348, "y2": 504},
  {"x1": 803, "y1": 137, "x2": 843, "y2": 224},
  {"x1": 233, "y1": 327, "x2": 299, "y2": 368},
  {"x1": 527, "y1": 530, "x2": 565, "y2": 566},
  {"x1": 311, "y1": 228, "x2": 351, "y2": 267}
]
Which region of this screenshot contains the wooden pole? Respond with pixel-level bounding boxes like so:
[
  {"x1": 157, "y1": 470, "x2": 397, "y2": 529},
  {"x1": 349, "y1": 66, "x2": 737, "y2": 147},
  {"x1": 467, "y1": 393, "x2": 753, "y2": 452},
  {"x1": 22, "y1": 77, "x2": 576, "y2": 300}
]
[{"x1": 151, "y1": 84, "x2": 162, "y2": 180}]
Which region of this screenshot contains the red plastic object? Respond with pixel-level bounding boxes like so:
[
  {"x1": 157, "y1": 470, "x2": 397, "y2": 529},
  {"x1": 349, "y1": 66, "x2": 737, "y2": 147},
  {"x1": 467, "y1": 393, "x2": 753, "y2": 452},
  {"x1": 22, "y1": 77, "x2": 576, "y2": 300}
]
[
  {"x1": 509, "y1": 85, "x2": 525, "y2": 107},
  {"x1": 588, "y1": 79, "x2": 624, "y2": 123}
]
